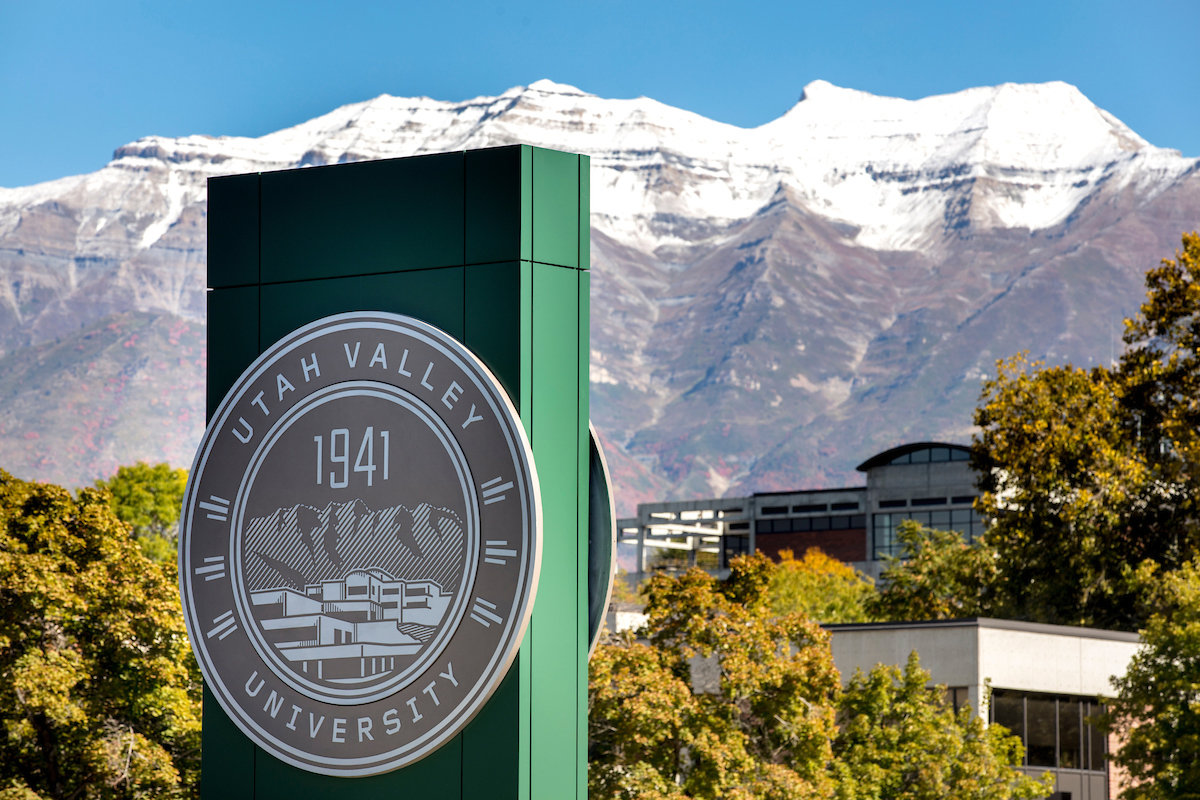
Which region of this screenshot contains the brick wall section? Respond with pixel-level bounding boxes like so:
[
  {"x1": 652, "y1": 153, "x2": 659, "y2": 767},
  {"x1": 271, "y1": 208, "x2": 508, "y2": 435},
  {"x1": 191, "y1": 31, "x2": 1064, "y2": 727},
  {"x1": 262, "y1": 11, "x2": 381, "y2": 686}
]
[
  {"x1": 755, "y1": 529, "x2": 866, "y2": 563},
  {"x1": 1108, "y1": 730, "x2": 1130, "y2": 798}
]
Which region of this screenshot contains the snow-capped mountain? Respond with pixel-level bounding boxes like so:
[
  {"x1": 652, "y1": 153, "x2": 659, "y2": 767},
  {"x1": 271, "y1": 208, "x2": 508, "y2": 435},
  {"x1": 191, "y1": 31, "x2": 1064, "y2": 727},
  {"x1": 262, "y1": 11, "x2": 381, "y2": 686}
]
[{"x1": 1, "y1": 80, "x2": 1197, "y2": 512}]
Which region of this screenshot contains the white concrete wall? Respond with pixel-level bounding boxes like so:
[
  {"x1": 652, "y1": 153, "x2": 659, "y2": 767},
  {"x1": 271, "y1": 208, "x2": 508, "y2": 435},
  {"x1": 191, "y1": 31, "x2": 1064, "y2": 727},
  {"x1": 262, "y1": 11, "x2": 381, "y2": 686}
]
[
  {"x1": 830, "y1": 624, "x2": 980, "y2": 687},
  {"x1": 977, "y1": 628, "x2": 1140, "y2": 697},
  {"x1": 829, "y1": 623, "x2": 1141, "y2": 723}
]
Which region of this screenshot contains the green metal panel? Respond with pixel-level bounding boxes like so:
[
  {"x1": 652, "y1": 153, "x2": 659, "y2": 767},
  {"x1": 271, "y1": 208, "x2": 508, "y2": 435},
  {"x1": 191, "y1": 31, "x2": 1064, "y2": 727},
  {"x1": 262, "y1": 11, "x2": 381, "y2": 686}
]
[
  {"x1": 461, "y1": 258, "x2": 532, "y2": 800},
  {"x1": 528, "y1": 263, "x2": 582, "y2": 798},
  {"x1": 531, "y1": 149, "x2": 578, "y2": 268},
  {"x1": 259, "y1": 267, "x2": 466, "y2": 345},
  {"x1": 575, "y1": 269, "x2": 590, "y2": 799},
  {"x1": 465, "y1": 148, "x2": 530, "y2": 266},
  {"x1": 520, "y1": 152, "x2": 533, "y2": 263},
  {"x1": 206, "y1": 286, "x2": 260, "y2": 415},
  {"x1": 577, "y1": 157, "x2": 590, "y2": 271},
  {"x1": 254, "y1": 736, "x2": 462, "y2": 800},
  {"x1": 260, "y1": 153, "x2": 465, "y2": 283},
  {"x1": 519, "y1": 262, "x2": 533, "y2": 424},
  {"x1": 464, "y1": 262, "x2": 522, "y2": 406},
  {"x1": 461, "y1": 663, "x2": 522, "y2": 800},
  {"x1": 207, "y1": 173, "x2": 260, "y2": 288},
  {"x1": 201, "y1": 686, "x2": 255, "y2": 800}
]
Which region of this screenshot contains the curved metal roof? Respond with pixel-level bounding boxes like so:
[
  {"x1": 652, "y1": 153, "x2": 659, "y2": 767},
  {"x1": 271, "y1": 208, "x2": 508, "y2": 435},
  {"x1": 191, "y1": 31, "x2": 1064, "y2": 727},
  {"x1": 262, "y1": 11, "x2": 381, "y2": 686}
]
[{"x1": 855, "y1": 441, "x2": 972, "y2": 472}]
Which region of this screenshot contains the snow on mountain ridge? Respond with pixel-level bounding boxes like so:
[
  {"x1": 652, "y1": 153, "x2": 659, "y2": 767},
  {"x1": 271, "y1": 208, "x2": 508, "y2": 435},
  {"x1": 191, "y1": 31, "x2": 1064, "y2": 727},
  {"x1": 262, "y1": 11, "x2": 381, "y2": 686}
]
[
  {"x1": 1, "y1": 78, "x2": 1194, "y2": 302},
  {"x1": 7, "y1": 78, "x2": 1188, "y2": 256},
  {"x1": 761, "y1": 80, "x2": 1192, "y2": 249}
]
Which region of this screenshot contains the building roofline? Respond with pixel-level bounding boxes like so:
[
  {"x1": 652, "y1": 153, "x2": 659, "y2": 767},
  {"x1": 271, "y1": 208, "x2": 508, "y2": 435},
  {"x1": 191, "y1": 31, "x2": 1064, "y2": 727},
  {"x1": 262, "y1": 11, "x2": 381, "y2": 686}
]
[
  {"x1": 855, "y1": 441, "x2": 972, "y2": 472},
  {"x1": 823, "y1": 617, "x2": 1141, "y2": 643}
]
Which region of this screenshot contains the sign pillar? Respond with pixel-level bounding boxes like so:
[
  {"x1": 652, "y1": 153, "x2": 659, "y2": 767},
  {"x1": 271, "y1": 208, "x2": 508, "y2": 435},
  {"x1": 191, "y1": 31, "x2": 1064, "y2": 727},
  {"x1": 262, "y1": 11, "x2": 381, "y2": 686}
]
[{"x1": 202, "y1": 145, "x2": 589, "y2": 800}]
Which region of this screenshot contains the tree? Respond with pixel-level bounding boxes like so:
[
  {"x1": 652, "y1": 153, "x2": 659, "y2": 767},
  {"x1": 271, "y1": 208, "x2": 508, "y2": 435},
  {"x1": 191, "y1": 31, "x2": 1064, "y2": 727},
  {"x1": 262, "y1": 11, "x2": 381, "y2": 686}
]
[
  {"x1": 0, "y1": 470, "x2": 201, "y2": 800},
  {"x1": 973, "y1": 232, "x2": 1200, "y2": 629},
  {"x1": 1099, "y1": 558, "x2": 1200, "y2": 799},
  {"x1": 769, "y1": 548, "x2": 875, "y2": 623},
  {"x1": 609, "y1": 567, "x2": 643, "y2": 604},
  {"x1": 95, "y1": 463, "x2": 187, "y2": 564},
  {"x1": 589, "y1": 555, "x2": 1050, "y2": 800},
  {"x1": 867, "y1": 520, "x2": 997, "y2": 622},
  {"x1": 833, "y1": 653, "x2": 1052, "y2": 800},
  {"x1": 589, "y1": 554, "x2": 841, "y2": 799}
]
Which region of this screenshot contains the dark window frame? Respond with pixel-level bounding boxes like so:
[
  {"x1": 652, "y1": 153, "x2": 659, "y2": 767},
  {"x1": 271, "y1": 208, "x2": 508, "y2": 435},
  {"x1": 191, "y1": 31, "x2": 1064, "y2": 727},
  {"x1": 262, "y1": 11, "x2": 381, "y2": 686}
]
[{"x1": 989, "y1": 689, "x2": 1106, "y2": 773}]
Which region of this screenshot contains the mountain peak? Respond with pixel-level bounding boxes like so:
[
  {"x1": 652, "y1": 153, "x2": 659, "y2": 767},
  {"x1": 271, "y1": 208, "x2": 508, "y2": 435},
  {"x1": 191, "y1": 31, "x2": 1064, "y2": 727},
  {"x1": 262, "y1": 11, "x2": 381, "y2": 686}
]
[
  {"x1": 525, "y1": 78, "x2": 592, "y2": 96},
  {"x1": 795, "y1": 79, "x2": 877, "y2": 104}
]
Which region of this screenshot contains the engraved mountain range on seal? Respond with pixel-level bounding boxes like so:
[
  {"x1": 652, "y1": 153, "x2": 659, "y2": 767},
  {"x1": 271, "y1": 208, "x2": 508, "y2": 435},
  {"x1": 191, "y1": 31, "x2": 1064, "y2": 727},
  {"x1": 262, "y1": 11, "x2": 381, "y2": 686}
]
[{"x1": 241, "y1": 499, "x2": 468, "y2": 685}]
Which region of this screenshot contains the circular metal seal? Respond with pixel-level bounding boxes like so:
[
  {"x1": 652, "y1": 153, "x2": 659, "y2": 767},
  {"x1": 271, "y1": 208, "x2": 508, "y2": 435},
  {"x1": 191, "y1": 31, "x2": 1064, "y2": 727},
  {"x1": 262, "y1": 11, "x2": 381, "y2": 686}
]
[{"x1": 179, "y1": 312, "x2": 541, "y2": 776}]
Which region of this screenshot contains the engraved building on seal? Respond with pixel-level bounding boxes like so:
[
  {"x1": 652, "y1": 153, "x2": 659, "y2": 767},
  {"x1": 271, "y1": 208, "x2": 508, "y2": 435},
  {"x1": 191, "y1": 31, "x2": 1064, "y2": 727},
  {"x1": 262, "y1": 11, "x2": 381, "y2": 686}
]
[{"x1": 251, "y1": 569, "x2": 451, "y2": 682}]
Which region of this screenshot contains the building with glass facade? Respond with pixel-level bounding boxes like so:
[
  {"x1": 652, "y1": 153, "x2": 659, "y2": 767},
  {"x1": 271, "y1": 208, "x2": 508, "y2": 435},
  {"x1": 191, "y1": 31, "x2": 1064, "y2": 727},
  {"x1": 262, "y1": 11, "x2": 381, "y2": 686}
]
[{"x1": 617, "y1": 441, "x2": 984, "y2": 580}]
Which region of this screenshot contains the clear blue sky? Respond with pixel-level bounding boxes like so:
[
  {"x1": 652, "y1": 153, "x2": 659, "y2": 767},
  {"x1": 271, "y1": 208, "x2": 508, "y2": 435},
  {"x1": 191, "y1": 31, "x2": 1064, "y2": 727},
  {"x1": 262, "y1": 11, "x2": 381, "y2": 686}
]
[{"x1": 1, "y1": 0, "x2": 1197, "y2": 188}]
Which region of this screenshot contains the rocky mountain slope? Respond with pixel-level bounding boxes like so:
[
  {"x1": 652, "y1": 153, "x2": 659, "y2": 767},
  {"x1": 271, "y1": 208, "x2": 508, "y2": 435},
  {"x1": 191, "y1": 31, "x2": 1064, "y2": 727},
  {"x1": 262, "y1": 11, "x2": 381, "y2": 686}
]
[{"x1": 1, "y1": 79, "x2": 1197, "y2": 513}]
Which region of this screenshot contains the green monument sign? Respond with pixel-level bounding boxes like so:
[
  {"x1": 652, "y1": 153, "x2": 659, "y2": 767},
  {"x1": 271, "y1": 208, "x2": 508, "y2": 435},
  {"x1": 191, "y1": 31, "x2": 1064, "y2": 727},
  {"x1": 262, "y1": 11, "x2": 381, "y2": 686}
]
[{"x1": 193, "y1": 145, "x2": 590, "y2": 799}]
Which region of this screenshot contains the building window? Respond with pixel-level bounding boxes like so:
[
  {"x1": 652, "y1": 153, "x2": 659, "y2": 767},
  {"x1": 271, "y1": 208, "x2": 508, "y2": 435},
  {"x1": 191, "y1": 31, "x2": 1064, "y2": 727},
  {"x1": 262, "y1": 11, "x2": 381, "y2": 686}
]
[
  {"x1": 757, "y1": 515, "x2": 867, "y2": 536},
  {"x1": 887, "y1": 447, "x2": 970, "y2": 465},
  {"x1": 872, "y1": 507, "x2": 984, "y2": 558},
  {"x1": 722, "y1": 534, "x2": 750, "y2": 567},
  {"x1": 761, "y1": 506, "x2": 788, "y2": 516},
  {"x1": 990, "y1": 689, "x2": 1106, "y2": 772},
  {"x1": 945, "y1": 686, "x2": 969, "y2": 714},
  {"x1": 793, "y1": 503, "x2": 827, "y2": 513}
]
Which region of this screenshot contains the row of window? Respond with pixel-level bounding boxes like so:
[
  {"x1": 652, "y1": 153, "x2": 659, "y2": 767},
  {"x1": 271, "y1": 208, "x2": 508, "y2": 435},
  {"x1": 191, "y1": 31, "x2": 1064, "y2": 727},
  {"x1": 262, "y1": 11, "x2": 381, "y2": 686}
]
[
  {"x1": 878, "y1": 495, "x2": 976, "y2": 509},
  {"x1": 991, "y1": 690, "x2": 1107, "y2": 772},
  {"x1": 760, "y1": 501, "x2": 861, "y2": 515},
  {"x1": 872, "y1": 509, "x2": 984, "y2": 558},
  {"x1": 758, "y1": 496, "x2": 977, "y2": 513},
  {"x1": 755, "y1": 515, "x2": 867, "y2": 534},
  {"x1": 887, "y1": 447, "x2": 970, "y2": 465}
]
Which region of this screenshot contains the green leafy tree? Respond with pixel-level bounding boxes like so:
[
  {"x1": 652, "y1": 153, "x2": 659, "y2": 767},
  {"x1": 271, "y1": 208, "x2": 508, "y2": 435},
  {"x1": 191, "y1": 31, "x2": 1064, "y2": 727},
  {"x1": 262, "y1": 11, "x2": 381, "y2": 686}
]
[
  {"x1": 833, "y1": 653, "x2": 1052, "y2": 800},
  {"x1": 95, "y1": 463, "x2": 187, "y2": 563},
  {"x1": 867, "y1": 520, "x2": 997, "y2": 622},
  {"x1": 609, "y1": 567, "x2": 643, "y2": 605},
  {"x1": 1099, "y1": 558, "x2": 1200, "y2": 799},
  {"x1": 589, "y1": 553, "x2": 841, "y2": 799},
  {"x1": 589, "y1": 555, "x2": 1050, "y2": 800},
  {"x1": 0, "y1": 470, "x2": 201, "y2": 800},
  {"x1": 974, "y1": 232, "x2": 1200, "y2": 629},
  {"x1": 770, "y1": 547, "x2": 875, "y2": 623}
]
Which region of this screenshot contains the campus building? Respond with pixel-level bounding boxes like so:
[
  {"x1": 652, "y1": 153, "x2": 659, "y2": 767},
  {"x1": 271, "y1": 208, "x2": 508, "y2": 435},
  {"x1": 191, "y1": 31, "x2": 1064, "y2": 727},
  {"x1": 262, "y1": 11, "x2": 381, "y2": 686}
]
[
  {"x1": 249, "y1": 568, "x2": 451, "y2": 681},
  {"x1": 618, "y1": 441, "x2": 983, "y2": 580},
  {"x1": 826, "y1": 618, "x2": 1139, "y2": 800}
]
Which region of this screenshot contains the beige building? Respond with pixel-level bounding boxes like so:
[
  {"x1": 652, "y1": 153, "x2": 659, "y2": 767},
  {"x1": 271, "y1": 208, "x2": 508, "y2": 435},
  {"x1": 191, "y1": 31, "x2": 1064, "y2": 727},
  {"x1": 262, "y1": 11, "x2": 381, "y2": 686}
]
[{"x1": 827, "y1": 618, "x2": 1140, "y2": 800}]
